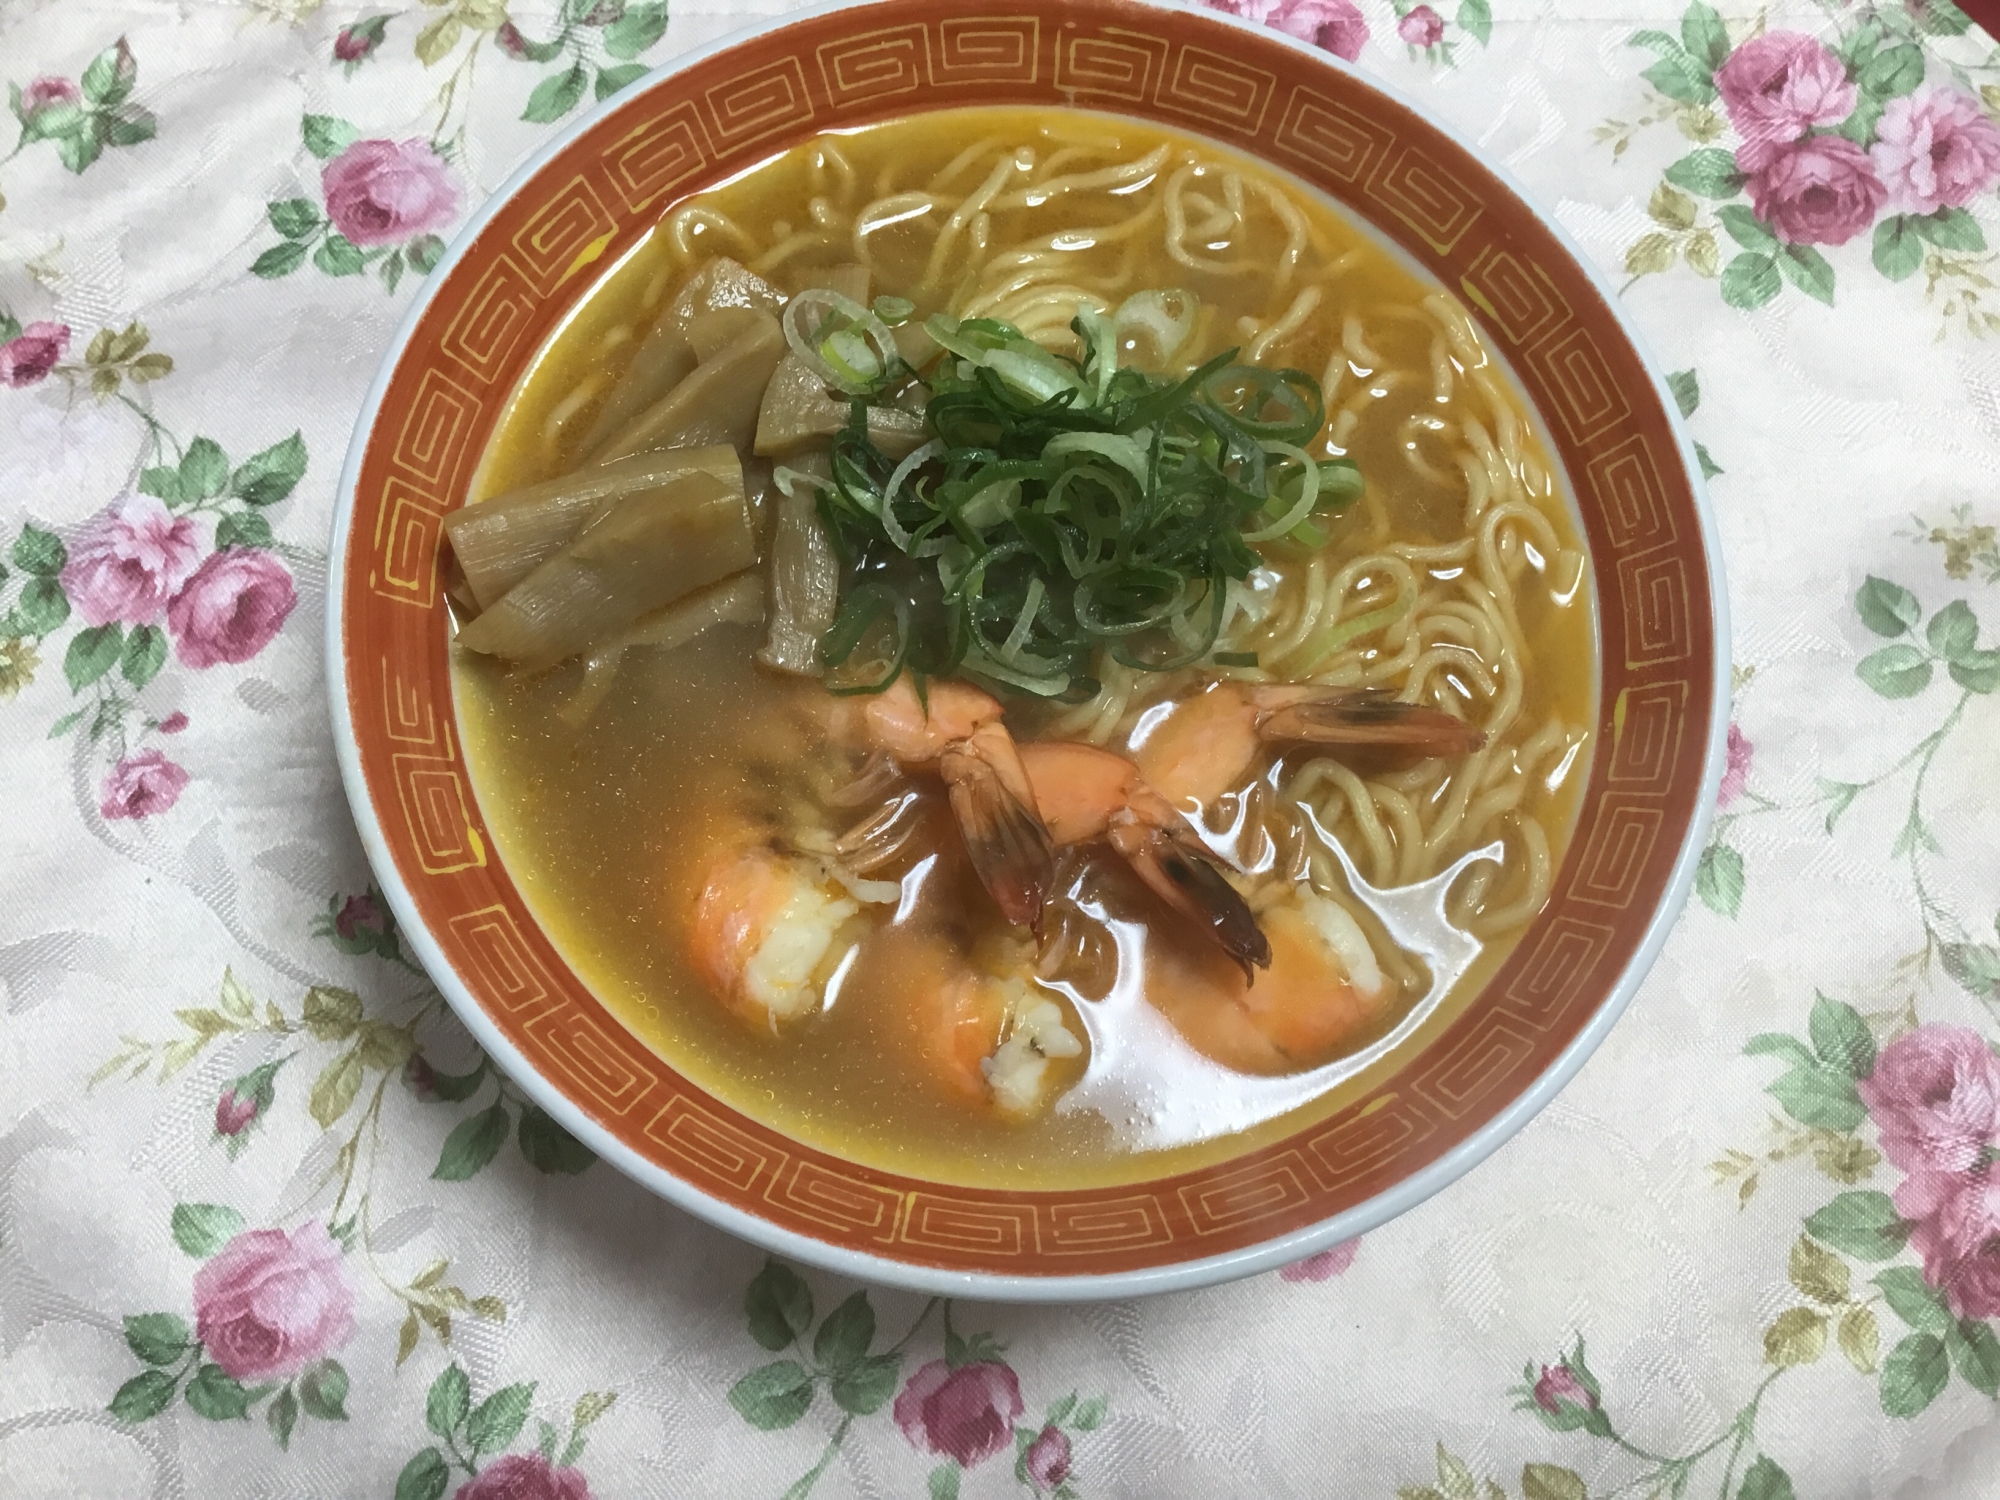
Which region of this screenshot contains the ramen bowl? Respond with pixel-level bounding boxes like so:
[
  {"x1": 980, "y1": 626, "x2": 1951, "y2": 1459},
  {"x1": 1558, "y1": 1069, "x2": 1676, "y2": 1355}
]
[{"x1": 328, "y1": 0, "x2": 1726, "y2": 1298}]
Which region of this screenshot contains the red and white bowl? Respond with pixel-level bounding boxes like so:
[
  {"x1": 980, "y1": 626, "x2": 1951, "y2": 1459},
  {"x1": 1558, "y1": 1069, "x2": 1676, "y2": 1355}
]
[{"x1": 328, "y1": 0, "x2": 1728, "y2": 1299}]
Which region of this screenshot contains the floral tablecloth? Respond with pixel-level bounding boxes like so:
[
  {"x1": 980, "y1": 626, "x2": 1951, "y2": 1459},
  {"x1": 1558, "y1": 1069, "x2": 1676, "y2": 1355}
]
[{"x1": 5, "y1": 0, "x2": 2000, "y2": 1495}]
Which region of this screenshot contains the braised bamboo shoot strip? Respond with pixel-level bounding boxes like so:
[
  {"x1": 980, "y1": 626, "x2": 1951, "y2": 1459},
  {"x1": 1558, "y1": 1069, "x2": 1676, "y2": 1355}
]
[
  {"x1": 578, "y1": 257, "x2": 785, "y2": 457},
  {"x1": 560, "y1": 571, "x2": 766, "y2": 726},
  {"x1": 590, "y1": 310, "x2": 786, "y2": 465},
  {"x1": 443, "y1": 446, "x2": 744, "y2": 612},
  {"x1": 755, "y1": 354, "x2": 928, "y2": 460},
  {"x1": 685, "y1": 305, "x2": 773, "y2": 359},
  {"x1": 455, "y1": 469, "x2": 758, "y2": 669},
  {"x1": 758, "y1": 455, "x2": 843, "y2": 676}
]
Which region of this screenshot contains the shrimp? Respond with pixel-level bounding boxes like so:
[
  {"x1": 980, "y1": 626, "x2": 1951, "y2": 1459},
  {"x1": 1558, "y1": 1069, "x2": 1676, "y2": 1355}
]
[
  {"x1": 832, "y1": 674, "x2": 1054, "y2": 927},
  {"x1": 687, "y1": 833, "x2": 867, "y2": 1033},
  {"x1": 1017, "y1": 740, "x2": 1272, "y2": 979},
  {"x1": 881, "y1": 930, "x2": 1086, "y2": 1118},
  {"x1": 1148, "y1": 885, "x2": 1391, "y2": 1075},
  {"x1": 1133, "y1": 680, "x2": 1486, "y2": 808}
]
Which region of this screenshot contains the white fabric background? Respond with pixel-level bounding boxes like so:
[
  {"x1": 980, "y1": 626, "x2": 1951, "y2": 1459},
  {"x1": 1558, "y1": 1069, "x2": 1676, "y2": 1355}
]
[{"x1": 3, "y1": 1, "x2": 1999, "y2": 1496}]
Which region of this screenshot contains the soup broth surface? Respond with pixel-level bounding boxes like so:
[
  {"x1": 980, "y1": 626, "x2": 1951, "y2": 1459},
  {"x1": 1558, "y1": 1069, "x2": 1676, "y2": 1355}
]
[{"x1": 455, "y1": 107, "x2": 1597, "y2": 1188}]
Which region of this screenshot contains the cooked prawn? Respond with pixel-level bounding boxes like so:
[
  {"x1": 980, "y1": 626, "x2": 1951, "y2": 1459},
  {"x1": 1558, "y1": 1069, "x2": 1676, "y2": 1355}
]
[
  {"x1": 880, "y1": 930, "x2": 1085, "y2": 1118},
  {"x1": 687, "y1": 833, "x2": 872, "y2": 1033},
  {"x1": 1133, "y1": 680, "x2": 1486, "y2": 808},
  {"x1": 832, "y1": 674, "x2": 1054, "y2": 927},
  {"x1": 1017, "y1": 739, "x2": 1272, "y2": 978},
  {"x1": 1148, "y1": 885, "x2": 1392, "y2": 1075}
]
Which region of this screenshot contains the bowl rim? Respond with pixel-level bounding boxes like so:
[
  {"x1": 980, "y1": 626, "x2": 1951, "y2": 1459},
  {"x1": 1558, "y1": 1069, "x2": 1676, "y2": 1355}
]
[{"x1": 327, "y1": 0, "x2": 1731, "y2": 1301}]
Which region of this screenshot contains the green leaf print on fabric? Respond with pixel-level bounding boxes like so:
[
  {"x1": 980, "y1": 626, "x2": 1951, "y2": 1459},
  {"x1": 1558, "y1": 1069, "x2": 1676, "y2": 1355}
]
[
  {"x1": 1856, "y1": 575, "x2": 1922, "y2": 636},
  {"x1": 172, "y1": 1202, "x2": 246, "y2": 1257},
  {"x1": 522, "y1": 64, "x2": 589, "y2": 124},
  {"x1": 252, "y1": 116, "x2": 457, "y2": 290},
  {"x1": 433, "y1": 1102, "x2": 510, "y2": 1180},
  {"x1": 1806, "y1": 1191, "x2": 1911, "y2": 1260},
  {"x1": 400, "y1": 1364, "x2": 611, "y2": 1497},
  {"x1": 730, "y1": 1361, "x2": 816, "y2": 1430},
  {"x1": 1880, "y1": 1333, "x2": 1950, "y2": 1415},
  {"x1": 1664, "y1": 147, "x2": 1741, "y2": 197},
  {"x1": 1951, "y1": 1321, "x2": 2000, "y2": 1396},
  {"x1": 1393, "y1": 1445, "x2": 1605, "y2": 1500},
  {"x1": 1665, "y1": 366, "x2": 1725, "y2": 479},
  {"x1": 1727, "y1": 992, "x2": 2000, "y2": 1422},
  {"x1": 123, "y1": 1313, "x2": 193, "y2": 1365},
  {"x1": 1520, "y1": 1463, "x2": 1587, "y2": 1500},
  {"x1": 109, "y1": 1369, "x2": 179, "y2": 1423},
  {"x1": 1735, "y1": 1455, "x2": 1796, "y2": 1500},
  {"x1": 1874, "y1": 1266, "x2": 1953, "y2": 1333},
  {"x1": 1705, "y1": 578, "x2": 1998, "y2": 943},
  {"x1": 260, "y1": 0, "x2": 674, "y2": 293},
  {"x1": 1720, "y1": 253, "x2": 1782, "y2": 310},
  {"x1": 1807, "y1": 993, "x2": 1876, "y2": 1078},
  {"x1": 1789, "y1": 1235, "x2": 1851, "y2": 1305},
  {"x1": 1456, "y1": 0, "x2": 1493, "y2": 48},
  {"x1": 5, "y1": 38, "x2": 156, "y2": 179},
  {"x1": 308, "y1": 0, "x2": 679, "y2": 187},
  {"x1": 747, "y1": 1259, "x2": 816, "y2": 1351},
  {"x1": 603, "y1": 3, "x2": 670, "y2": 60},
  {"x1": 93, "y1": 939, "x2": 531, "y2": 1380},
  {"x1": 515, "y1": 1104, "x2": 596, "y2": 1173},
  {"x1": 727, "y1": 1258, "x2": 1105, "y2": 1498},
  {"x1": 1630, "y1": 27, "x2": 1719, "y2": 104}
]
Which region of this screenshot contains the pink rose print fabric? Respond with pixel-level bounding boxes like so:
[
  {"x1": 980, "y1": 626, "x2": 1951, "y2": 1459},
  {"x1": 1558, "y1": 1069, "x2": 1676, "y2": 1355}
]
[
  {"x1": 19, "y1": 76, "x2": 83, "y2": 119},
  {"x1": 1858, "y1": 1026, "x2": 2000, "y2": 1175},
  {"x1": 60, "y1": 494, "x2": 203, "y2": 627},
  {"x1": 1872, "y1": 88, "x2": 2000, "y2": 214},
  {"x1": 895, "y1": 1359, "x2": 1026, "y2": 1469},
  {"x1": 1280, "y1": 1237, "x2": 1360, "y2": 1281},
  {"x1": 321, "y1": 138, "x2": 460, "y2": 248},
  {"x1": 1398, "y1": 5, "x2": 1446, "y2": 48},
  {"x1": 1715, "y1": 32, "x2": 1859, "y2": 169},
  {"x1": 1204, "y1": 0, "x2": 1370, "y2": 63},
  {"x1": 1717, "y1": 722, "x2": 1753, "y2": 809},
  {"x1": 1025, "y1": 1425, "x2": 1073, "y2": 1491},
  {"x1": 0, "y1": 319, "x2": 71, "y2": 386},
  {"x1": 1744, "y1": 134, "x2": 1888, "y2": 247},
  {"x1": 100, "y1": 750, "x2": 190, "y2": 820},
  {"x1": 453, "y1": 1453, "x2": 594, "y2": 1500},
  {"x1": 192, "y1": 1222, "x2": 356, "y2": 1382},
  {"x1": 165, "y1": 548, "x2": 299, "y2": 668}
]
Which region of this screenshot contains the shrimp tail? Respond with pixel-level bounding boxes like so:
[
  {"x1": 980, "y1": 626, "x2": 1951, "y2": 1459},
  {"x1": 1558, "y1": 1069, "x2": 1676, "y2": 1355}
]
[
  {"x1": 1107, "y1": 819, "x2": 1272, "y2": 982},
  {"x1": 940, "y1": 744, "x2": 1056, "y2": 929},
  {"x1": 1259, "y1": 689, "x2": 1486, "y2": 758}
]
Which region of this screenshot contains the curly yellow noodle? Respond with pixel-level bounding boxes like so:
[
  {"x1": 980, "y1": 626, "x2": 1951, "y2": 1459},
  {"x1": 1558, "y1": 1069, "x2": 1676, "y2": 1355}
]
[{"x1": 664, "y1": 204, "x2": 755, "y2": 261}]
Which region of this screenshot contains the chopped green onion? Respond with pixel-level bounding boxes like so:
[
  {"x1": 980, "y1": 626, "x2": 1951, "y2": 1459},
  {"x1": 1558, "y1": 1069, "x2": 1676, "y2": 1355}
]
[
  {"x1": 1001, "y1": 576, "x2": 1047, "y2": 662},
  {"x1": 803, "y1": 296, "x2": 1358, "y2": 696},
  {"x1": 1241, "y1": 441, "x2": 1318, "y2": 543},
  {"x1": 784, "y1": 288, "x2": 904, "y2": 397},
  {"x1": 1111, "y1": 288, "x2": 1197, "y2": 365},
  {"x1": 1213, "y1": 651, "x2": 1258, "y2": 667}
]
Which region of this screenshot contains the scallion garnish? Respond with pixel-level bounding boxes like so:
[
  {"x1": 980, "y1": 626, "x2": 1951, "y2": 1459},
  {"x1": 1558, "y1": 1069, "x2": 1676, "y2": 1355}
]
[{"x1": 811, "y1": 296, "x2": 1360, "y2": 696}]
